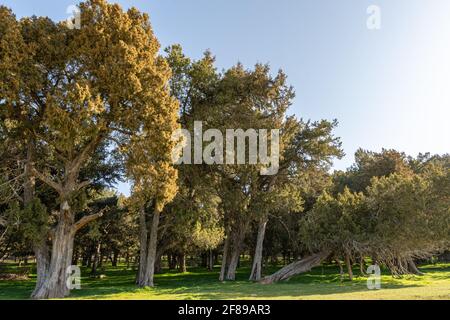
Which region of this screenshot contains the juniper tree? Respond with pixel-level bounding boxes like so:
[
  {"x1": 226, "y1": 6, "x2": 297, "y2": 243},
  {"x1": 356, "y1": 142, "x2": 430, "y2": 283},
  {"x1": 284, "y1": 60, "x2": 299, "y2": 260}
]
[{"x1": 1, "y1": 0, "x2": 179, "y2": 298}]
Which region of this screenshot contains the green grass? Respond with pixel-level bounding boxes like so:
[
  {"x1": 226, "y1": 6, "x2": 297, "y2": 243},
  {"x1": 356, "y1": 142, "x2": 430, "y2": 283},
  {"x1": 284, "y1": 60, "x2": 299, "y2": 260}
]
[{"x1": 0, "y1": 262, "x2": 449, "y2": 300}]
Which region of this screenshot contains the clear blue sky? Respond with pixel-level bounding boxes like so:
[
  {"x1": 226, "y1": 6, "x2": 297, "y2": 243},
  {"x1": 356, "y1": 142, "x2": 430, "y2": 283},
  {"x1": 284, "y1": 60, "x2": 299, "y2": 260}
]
[{"x1": 2, "y1": 0, "x2": 449, "y2": 195}]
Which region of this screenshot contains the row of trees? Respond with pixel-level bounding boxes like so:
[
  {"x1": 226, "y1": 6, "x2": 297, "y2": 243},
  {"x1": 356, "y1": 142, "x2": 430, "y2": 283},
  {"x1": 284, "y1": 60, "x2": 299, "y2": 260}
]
[{"x1": 1, "y1": 0, "x2": 449, "y2": 299}]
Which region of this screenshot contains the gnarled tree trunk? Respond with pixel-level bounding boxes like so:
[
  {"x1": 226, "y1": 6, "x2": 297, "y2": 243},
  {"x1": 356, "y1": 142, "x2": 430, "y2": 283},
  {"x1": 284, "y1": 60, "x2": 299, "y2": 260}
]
[
  {"x1": 139, "y1": 209, "x2": 161, "y2": 287},
  {"x1": 249, "y1": 218, "x2": 268, "y2": 281},
  {"x1": 32, "y1": 209, "x2": 75, "y2": 299},
  {"x1": 225, "y1": 225, "x2": 247, "y2": 281},
  {"x1": 260, "y1": 251, "x2": 329, "y2": 284},
  {"x1": 31, "y1": 240, "x2": 50, "y2": 297}
]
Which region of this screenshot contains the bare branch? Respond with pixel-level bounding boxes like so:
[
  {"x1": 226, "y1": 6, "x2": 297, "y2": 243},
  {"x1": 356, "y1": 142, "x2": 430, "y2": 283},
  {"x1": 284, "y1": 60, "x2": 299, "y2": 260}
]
[{"x1": 72, "y1": 210, "x2": 106, "y2": 233}]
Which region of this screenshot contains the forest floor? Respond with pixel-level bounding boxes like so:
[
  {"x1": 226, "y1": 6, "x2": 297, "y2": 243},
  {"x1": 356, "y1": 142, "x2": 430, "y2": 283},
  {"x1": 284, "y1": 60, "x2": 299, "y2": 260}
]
[{"x1": 0, "y1": 262, "x2": 449, "y2": 300}]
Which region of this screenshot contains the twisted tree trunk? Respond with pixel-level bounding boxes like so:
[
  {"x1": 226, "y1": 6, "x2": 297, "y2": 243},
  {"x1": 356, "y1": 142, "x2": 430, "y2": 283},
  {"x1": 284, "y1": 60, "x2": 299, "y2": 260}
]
[
  {"x1": 260, "y1": 252, "x2": 329, "y2": 284},
  {"x1": 139, "y1": 209, "x2": 161, "y2": 287},
  {"x1": 249, "y1": 218, "x2": 268, "y2": 281},
  {"x1": 225, "y1": 226, "x2": 246, "y2": 281},
  {"x1": 31, "y1": 240, "x2": 50, "y2": 297},
  {"x1": 32, "y1": 208, "x2": 75, "y2": 299}
]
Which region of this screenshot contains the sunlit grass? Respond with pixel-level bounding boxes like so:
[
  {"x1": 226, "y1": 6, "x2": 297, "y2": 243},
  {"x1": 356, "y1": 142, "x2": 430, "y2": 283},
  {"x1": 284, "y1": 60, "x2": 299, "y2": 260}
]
[{"x1": 0, "y1": 262, "x2": 449, "y2": 300}]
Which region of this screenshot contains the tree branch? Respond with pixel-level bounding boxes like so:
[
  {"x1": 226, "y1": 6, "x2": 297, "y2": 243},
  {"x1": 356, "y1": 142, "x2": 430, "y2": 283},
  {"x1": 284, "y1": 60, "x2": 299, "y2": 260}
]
[
  {"x1": 75, "y1": 180, "x2": 91, "y2": 192},
  {"x1": 31, "y1": 168, "x2": 63, "y2": 195},
  {"x1": 73, "y1": 210, "x2": 105, "y2": 233}
]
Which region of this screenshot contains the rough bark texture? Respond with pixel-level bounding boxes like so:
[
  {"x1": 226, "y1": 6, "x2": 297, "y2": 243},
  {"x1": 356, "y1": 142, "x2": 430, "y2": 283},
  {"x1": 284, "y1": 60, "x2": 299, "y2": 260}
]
[
  {"x1": 249, "y1": 218, "x2": 268, "y2": 281},
  {"x1": 32, "y1": 208, "x2": 75, "y2": 299},
  {"x1": 137, "y1": 206, "x2": 148, "y2": 284},
  {"x1": 139, "y1": 210, "x2": 161, "y2": 287},
  {"x1": 260, "y1": 252, "x2": 329, "y2": 284},
  {"x1": 223, "y1": 220, "x2": 249, "y2": 281},
  {"x1": 225, "y1": 228, "x2": 246, "y2": 281},
  {"x1": 31, "y1": 240, "x2": 49, "y2": 297}
]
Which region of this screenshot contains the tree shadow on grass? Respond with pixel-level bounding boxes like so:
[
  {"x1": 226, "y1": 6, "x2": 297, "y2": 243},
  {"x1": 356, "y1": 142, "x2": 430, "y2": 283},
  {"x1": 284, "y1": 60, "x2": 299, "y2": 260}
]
[{"x1": 1, "y1": 263, "x2": 448, "y2": 300}]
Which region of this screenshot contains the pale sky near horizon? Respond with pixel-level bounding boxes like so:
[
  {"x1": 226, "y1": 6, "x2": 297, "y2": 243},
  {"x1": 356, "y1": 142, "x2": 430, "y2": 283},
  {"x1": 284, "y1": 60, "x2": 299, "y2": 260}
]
[{"x1": 2, "y1": 0, "x2": 449, "y2": 196}]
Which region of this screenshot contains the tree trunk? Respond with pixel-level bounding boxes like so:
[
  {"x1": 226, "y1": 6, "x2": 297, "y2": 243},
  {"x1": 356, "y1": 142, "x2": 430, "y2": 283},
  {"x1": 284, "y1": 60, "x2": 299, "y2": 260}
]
[
  {"x1": 249, "y1": 218, "x2": 268, "y2": 281},
  {"x1": 336, "y1": 257, "x2": 344, "y2": 281},
  {"x1": 90, "y1": 242, "x2": 101, "y2": 275},
  {"x1": 219, "y1": 234, "x2": 230, "y2": 281},
  {"x1": 178, "y1": 253, "x2": 187, "y2": 273},
  {"x1": 24, "y1": 140, "x2": 51, "y2": 298},
  {"x1": 137, "y1": 206, "x2": 148, "y2": 284},
  {"x1": 154, "y1": 255, "x2": 162, "y2": 274},
  {"x1": 345, "y1": 254, "x2": 353, "y2": 281},
  {"x1": 169, "y1": 254, "x2": 177, "y2": 270},
  {"x1": 112, "y1": 250, "x2": 119, "y2": 267},
  {"x1": 359, "y1": 256, "x2": 366, "y2": 276},
  {"x1": 225, "y1": 224, "x2": 247, "y2": 281},
  {"x1": 139, "y1": 209, "x2": 161, "y2": 287},
  {"x1": 207, "y1": 249, "x2": 214, "y2": 271},
  {"x1": 260, "y1": 252, "x2": 329, "y2": 284},
  {"x1": 31, "y1": 240, "x2": 50, "y2": 297},
  {"x1": 32, "y1": 211, "x2": 75, "y2": 299},
  {"x1": 407, "y1": 258, "x2": 424, "y2": 275}
]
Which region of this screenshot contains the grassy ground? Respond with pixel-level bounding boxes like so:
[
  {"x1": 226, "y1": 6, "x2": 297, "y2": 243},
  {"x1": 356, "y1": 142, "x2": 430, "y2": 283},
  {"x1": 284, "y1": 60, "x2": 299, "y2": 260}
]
[{"x1": 0, "y1": 262, "x2": 449, "y2": 300}]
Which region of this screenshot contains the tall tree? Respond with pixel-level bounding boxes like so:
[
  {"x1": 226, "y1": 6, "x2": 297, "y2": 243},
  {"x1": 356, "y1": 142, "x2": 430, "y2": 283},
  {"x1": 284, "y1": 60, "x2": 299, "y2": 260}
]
[{"x1": 1, "y1": 0, "x2": 178, "y2": 298}]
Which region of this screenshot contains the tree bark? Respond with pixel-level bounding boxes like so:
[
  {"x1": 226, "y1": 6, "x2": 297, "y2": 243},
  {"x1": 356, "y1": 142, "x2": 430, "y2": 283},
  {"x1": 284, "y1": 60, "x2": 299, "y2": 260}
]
[
  {"x1": 137, "y1": 206, "x2": 148, "y2": 284},
  {"x1": 407, "y1": 258, "x2": 424, "y2": 275},
  {"x1": 345, "y1": 254, "x2": 353, "y2": 281},
  {"x1": 31, "y1": 240, "x2": 49, "y2": 297},
  {"x1": 112, "y1": 250, "x2": 119, "y2": 267},
  {"x1": 139, "y1": 209, "x2": 161, "y2": 287},
  {"x1": 24, "y1": 140, "x2": 50, "y2": 298},
  {"x1": 219, "y1": 234, "x2": 230, "y2": 281},
  {"x1": 168, "y1": 254, "x2": 177, "y2": 270},
  {"x1": 207, "y1": 249, "x2": 214, "y2": 271},
  {"x1": 178, "y1": 253, "x2": 186, "y2": 273},
  {"x1": 90, "y1": 242, "x2": 101, "y2": 275},
  {"x1": 249, "y1": 218, "x2": 268, "y2": 281},
  {"x1": 32, "y1": 209, "x2": 75, "y2": 299},
  {"x1": 225, "y1": 223, "x2": 247, "y2": 281},
  {"x1": 260, "y1": 252, "x2": 329, "y2": 284}
]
